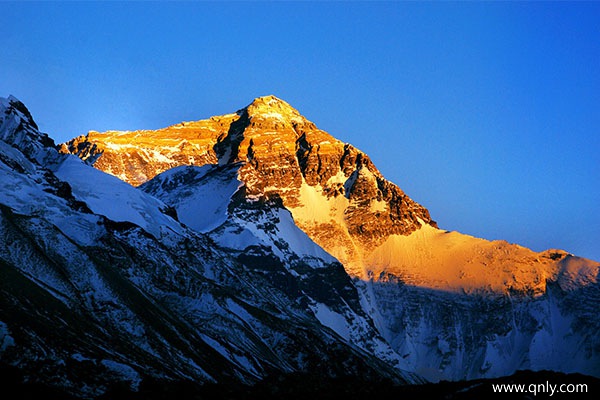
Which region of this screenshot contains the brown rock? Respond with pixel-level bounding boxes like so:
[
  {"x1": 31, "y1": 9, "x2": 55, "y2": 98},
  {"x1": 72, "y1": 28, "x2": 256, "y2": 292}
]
[{"x1": 61, "y1": 95, "x2": 437, "y2": 276}]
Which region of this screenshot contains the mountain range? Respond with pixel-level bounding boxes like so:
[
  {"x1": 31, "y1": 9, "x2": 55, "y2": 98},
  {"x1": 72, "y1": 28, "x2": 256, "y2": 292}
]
[{"x1": 1, "y1": 94, "x2": 598, "y2": 398}]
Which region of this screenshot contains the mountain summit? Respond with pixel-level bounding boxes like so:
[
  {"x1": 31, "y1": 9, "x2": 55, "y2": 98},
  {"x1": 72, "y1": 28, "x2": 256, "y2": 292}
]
[
  {"x1": 1, "y1": 95, "x2": 422, "y2": 396},
  {"x1": 60, "y1": 95, "x2": 311, "y2": 185},
  {"x1": 62, "y1": 95, "x2": 437, "y2": 277},
  {"x1": 1, "y1": 95, "x2": 597, "y2": 397},
  {"x1": 60, "y1": 96, "x2": 599, "y2": 381},
  {"x1": 243, "y1": 94, "x2": 306, "y2": 125},
  {"x1": 60, "y1": 95, "x2": 596, "y2": 288}
]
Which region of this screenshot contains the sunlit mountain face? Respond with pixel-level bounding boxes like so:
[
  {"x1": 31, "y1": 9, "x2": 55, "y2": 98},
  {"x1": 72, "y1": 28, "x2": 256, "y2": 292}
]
[
  {"x1": 1, "y1": 95, "x2": 598, "y2": 398},
  {"x1": 62, "y1": 95, "x2": 596, "y2": 290}
]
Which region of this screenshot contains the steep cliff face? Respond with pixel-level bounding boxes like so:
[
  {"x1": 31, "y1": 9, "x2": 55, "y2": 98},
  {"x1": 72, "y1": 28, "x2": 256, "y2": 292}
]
[
  {"x1": 60, "y1": 115, "x2": 232, "y2": 186},
  {"x1": 61, "y1": 95, "x2": 436, "y2": 277}
]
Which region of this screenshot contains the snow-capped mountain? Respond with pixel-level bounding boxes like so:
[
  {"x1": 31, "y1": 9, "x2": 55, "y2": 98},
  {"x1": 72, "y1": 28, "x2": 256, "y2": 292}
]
[
  {"x1": 63, "y1": 95, "x2": 437, "y2": 278},
  {"x1": 0, "y1": 96, "x2": 421, "y2": 398},
  {"x1": 63, "y1": 95, "x2": 600, "y2": 382},
  {"x1": 1, "y1": 94, "x2": 598, "y2": 397}
]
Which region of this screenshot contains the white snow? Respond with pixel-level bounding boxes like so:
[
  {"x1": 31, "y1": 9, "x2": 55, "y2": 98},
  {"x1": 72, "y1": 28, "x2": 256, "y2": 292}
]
[
  {"x1": 211, "y1": 207, "x2": 336, "y2": 268},
  {"x1": 309, "y1": 302, "x2": 350, "y2": 341},
  {"x1": 71, "y1": 353, "x2": 91, "y2": 362},
  {"x1": 162, "y1": 169, "x2": 241, "y2": 233},
  {"x1": 556, "y1": 255, "x2": 599, "y2": 290},
  {"x1": 529, "y1": 296, "x2": 581, "y2": 373},
  {"x1": 54, "y1": 155, "x2": 184, "y2": 238},
  {"x1": 144, "y1": 148, "x2": 176, "y2": 164},
  {"x1": 146, "y1": 165, "x2": 336, "y2": 266},
  {"x1": 291, "y1": 181, "x2": 349, "y2": 223},
  {"x1": 256, "y1": 112, "x2": 285, "y2": 121},
  {"x1": 199, "y1": 335, "x2": 233, "y2": 363},
  {"x1": 0, "y1": 140, "x2": 37, "y2": 174},
  {"x1": 366, "y1": 223, "x2": 568, "y2": 293},
  {"x1": 226, "y1": 299, "x2": 255, "y2": 325},
  {"x1": 370, "y1": 199, "x2": 387, "y2": 213},
  {"x1": 0, "y1": 145, "x2": 103, "y2": 245},
  {"x1": 274, "y1": 208, "x2": 337, "y2": 263},
  {"x1": 0, "y1": 156, "x2": 53, "y2": 215},
  {"x1": 49, "y1": 213, "x2": 105, "y2": 247},
  {"x1": 0, "y1": 321, "x2": 15, "y2": 353},
  {"x1": 211, "y1": 224, "x2": 262, "y2": 250},
  {"x1": 0, "y1": 96, "x2": 61, "y2": 166},
  {"x1": 102, "y1": 142, "x2": 136, "y2": 151}
]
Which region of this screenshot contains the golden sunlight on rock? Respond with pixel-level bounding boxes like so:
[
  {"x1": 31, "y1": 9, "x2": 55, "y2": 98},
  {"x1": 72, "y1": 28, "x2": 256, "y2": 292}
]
[{"x1": 61, "y1": 96, "x2": 597, "y2": 295}]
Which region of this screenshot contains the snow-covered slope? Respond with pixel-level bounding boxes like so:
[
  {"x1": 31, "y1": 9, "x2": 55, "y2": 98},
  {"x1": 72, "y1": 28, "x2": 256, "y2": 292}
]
[
  {"x1": 69, "y1": 95, "x2": 599, "y2": 382},
  {"x1": 141, "y1": 151, "x2": 600, "y2": 382},
  {"x1": 1, "y1": 96, "x2": 422, "y2": 397},
  {"x1": 140, "y1": 164, "x2": 241, "y2": 233},
  {"x1": 3, "y1": 94, "x2": 598, "y2": 396},
  {"x1": 366, "y1": 223, "x2": 596, "y2": 294},
  {"x1": 54, "y1": 156, "x2": 184, "y2": 239},
  {"x1": 142, "y1": 165, "x2": 420, "y2": 379}
]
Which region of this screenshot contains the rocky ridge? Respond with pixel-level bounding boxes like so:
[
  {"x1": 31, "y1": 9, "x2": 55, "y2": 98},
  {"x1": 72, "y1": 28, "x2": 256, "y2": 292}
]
[
  {"x1": 2, "y1": 94, "x2": 596, "y2": 391},
  {"x1": 1, "y1": 96, "x2": 422, "y2": 397},
  {"x1": 62, "y1": 95, "x2": 600, "y2": 381},
  {"x1": 62, "y1": 95, "x2": 436, "y2": 277}
]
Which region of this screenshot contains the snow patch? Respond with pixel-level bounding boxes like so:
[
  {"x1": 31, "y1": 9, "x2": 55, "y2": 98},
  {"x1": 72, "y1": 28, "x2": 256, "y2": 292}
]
[
  {"x1": 211, "y1": 224, "x2": 262, "y2": 250},
  {"x1": 71, "y1": 353, "x2": 91, "y2": 362},
  {"x1": 49, "y1": 213, "x2": 104, "y2": 247},
  {"x1": 54, "y1": 156, "x2": 184, "y2": 238},
  {"x1": 291, "y1": 181, "x2": 349, "y2": 224},
  {"x1": 0, "y1": 321, "x2": 15, "y2": 353},
  {"x1": 256, "y1": 112, "x2": 285, "y2": 121},
  {"x1": 200, "y1": 334, "x2": 258, "y2": 375},
  {"x1": 226, "y1": 299, "x2": 255, "y2": 325},
  {"x1": 143, "y1": 165, "x2": 241, "y2": 233},
  {"x1": 370, "y1": 199, "x2": 387, "y2": 213},
  {"x1": 310, "y1": 302, "x2": 350, "y2": 341}
]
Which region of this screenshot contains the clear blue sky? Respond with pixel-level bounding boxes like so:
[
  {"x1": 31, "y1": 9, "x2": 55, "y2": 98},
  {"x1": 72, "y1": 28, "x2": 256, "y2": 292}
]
[{"x1": 1, "y1": 2, "x2": 599, "y2": 261}]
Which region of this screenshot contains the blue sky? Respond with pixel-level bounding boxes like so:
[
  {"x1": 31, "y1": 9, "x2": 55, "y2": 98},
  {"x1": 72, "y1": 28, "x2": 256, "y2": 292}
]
[{"x1": 1, "y1": 2, "x2": 599, "y2": 261}]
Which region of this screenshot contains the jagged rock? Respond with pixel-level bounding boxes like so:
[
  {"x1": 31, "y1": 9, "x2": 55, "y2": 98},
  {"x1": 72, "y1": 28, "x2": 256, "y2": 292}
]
[
  {"x1": 2, "y1": 94, "x2": 598, "y2": 397},
  {"x1": 1, "y1": 96, "x2": 421, "y2": 397},
  {"x1": 61, "y1": 95, "x2": 436, "y2": 276}
]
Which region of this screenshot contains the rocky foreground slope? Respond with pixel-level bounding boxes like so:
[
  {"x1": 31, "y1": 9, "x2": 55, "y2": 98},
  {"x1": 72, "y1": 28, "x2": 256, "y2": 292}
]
[
  {"x1": 0, "y1": 95, "x2": 597, "y2": 397},
  {"x1": 1, "y1": 95, "x2": 421, "y2": 397}
]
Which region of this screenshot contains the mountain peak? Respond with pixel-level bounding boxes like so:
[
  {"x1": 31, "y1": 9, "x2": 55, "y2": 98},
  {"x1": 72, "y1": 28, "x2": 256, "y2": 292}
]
[
  {"x1": 1, "y1": 95, "x2": 38, "y2": 130},
  {"x1": 4, "y1": 97, "x2": 599, "y2": 393},
  {"x1": 0, "y1": 95, "x2": 56, "y2": 163},
  {"x1": 61, "y1": 96, "x2": 437, "y2": 275},
  {"x1": 242, "y1": 95, "x2": 304, "y2": 124},
  {"x1": 247, "y1": 94, "x2": 295, "y2": 111}
]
